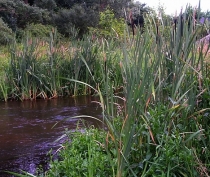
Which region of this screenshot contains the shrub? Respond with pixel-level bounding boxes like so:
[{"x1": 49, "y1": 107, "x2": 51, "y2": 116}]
[
  {"x1": 0, "y1": 0, "x2": 17, "y2": 31},
  {"x1": 0, "y1": 0, "x2": 53, "y2": 31},
  {"x1": 0, "y1": 17, "x2": 13, "y2": 45},
  {"x1": 25, "y1": 23, "x2": 55, "y2": 38},
  {"x1": 90, "y1": 8, "x2": 126, "y2": 39},
  {"x1": 15, "y1": 1, "x2": 44, "y2": 28},
  {"x1": 46, "y1": 128, "x2": 115, "y2": 177},
  {"x1": 53, "y1": 5, "x2": 99, "y2": 37},
  {"x1": 34, "y1": 0, "x2": 57, "y2": 11}
]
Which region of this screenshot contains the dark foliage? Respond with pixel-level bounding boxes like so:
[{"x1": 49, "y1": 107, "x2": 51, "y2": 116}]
[
  {"x1": 34, "y1": 0, "x2": 57, "y2": 11},
  {"x1": 127, "y1": 2, "x2": 150, "y2": 35},
  {"x1": 0, "y1": 17, "x2": 13, "y2": 45},
  {"x1": 54, "y1": 0, "x2": 102, "y2": 9},
  {"x1": 53, "y1": 4, "x2": 99, "y2": 36},
  {"x1": 0, "y1": 0, "x2": 52, "y2": 31},
  {"x1": 0, "y1": 0, "x2": 17, "y2": 31},
  {"x1": 0, "y1": 0, "x2": 135, "y2": 38}
]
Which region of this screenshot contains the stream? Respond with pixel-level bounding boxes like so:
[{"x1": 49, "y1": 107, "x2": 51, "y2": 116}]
[{"x1": 0, "y1": 96, "x2": 102, "y2": 176}]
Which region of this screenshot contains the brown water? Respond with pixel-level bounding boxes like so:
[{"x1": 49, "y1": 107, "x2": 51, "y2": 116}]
[{"x1": 0, "y1": 96, "x2": 102, "y2": 177}]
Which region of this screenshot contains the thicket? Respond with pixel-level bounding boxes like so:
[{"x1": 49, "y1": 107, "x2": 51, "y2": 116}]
[
  {"x1": 52, "y1": 4, "x2": 98, "y2": 36},
  {"x1": 34, "y1": 0, "x2": 57, "y2": 11},
  {"x1": 0, "y1": 17, "x2": 13, "y2": 45},
  {"x1": 0, "y1": 0, "x2": 209, "y2": 41},
  {"x1": 0, "y1": 0, "x2": 134, "y2": 39}
]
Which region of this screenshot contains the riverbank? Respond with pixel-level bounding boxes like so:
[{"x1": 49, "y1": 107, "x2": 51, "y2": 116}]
[{"x1": 2, "y1": 9, "x2": 210, "y2": 177}]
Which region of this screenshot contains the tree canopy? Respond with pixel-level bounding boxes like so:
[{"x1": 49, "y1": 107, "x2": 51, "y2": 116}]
[
  {"x1": 0, "y1": 0, "x2": 133, "y2": 37},
  {"x1": 0, "y1": 0, "x2": 209, "y2": 40}
]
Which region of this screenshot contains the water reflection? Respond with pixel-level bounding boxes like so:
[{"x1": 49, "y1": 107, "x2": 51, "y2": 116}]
[{"x1": 0, "y1": 96, "x2": 102, "y2": 176}]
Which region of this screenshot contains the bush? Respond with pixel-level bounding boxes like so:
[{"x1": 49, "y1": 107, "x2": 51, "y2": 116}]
[
  {"x1": 15, "y1": 1, "x2": 45, "y2": 28},
  {"x1": 0, "y1": 0, "x2": 17, "y2": 31},
  {"x1": 89, "y1": 8, "x2": 126, "y2": 39},
  {"x1": 34, "y1": 0, "x2": 57, "y2": 11},
  {"x1": 25, "y1": 23, "x2": 55, "y2": 38},
  {"x1": 46, "y1": 128, "x2": 115, "y2": 176},
  {"x1": 0, "y1": 17, "x2": 13, "y2": 45},
  {"x1": 0, "y1": 0, "x2": 53, "y2": 31},
  {"x1": 53, "y1": 5, "x2": 99, "y2": 37}
]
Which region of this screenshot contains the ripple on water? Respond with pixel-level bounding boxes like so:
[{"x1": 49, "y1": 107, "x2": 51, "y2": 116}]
[{"x1": 0, "y1": 96, "x2": 102, "y2": 176}]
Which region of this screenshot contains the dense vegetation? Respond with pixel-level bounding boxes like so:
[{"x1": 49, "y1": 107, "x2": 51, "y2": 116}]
[
  {"x1": 0, "y1": 0, "x2": 135, "y2": 38},
  {"x1": 0, "y1": 0, "x2": 146, "y2": 101},
  {"x1": 1, "y1": 0, "x2": 210, "y2": 177}
]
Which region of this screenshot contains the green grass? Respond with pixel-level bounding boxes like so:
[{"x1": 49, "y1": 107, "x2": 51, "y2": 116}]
[{"x1": 46, "y1": 127, "x2": 116, "y2": 177}]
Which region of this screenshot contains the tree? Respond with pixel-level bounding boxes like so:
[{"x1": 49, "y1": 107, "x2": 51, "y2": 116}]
[
  {"x1": 54, "y1": 0, "x2": 85, "y2": 8},
  {"x1": 34, "y1": 0, "x2": 57, "y2": 11},
  {"x1": 97, "y1": 7, "x2": 125, "y2": 38},
  {"x1": 107, "y1": 0, "x2": 131, "y2": 18},
  {"x1": 126, "y1": 1, "x2": 151, "y2": 35},
  {"x1": 0, "y1": 17, "x2": 13, "y2": 45},
  {"x1": 0, "y1": 0, "x2": 17, "y2": 31},
  {"x1": 0, "y1": 0, "x2": 51, "y2": 30},
  {"x1": 53, "y1": 4, "x2": 99, "y2": 36}
]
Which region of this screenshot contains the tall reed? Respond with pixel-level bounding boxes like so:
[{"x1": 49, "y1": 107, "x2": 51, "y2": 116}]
[
  {"x1": 7, "y1": 34, "x2": 42, "y2": 100},
  {"x1": 0, "y1": 74, "x2": 9, "y2": 101},
  {"x1": 96, "y1": 7, "x2": 210, "y2": 176}
]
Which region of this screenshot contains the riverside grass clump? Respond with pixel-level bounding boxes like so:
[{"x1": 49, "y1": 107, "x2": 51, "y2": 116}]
[
  {"x1": 6, "y1": 7, "x2": 210, "y2": 177},
  {"x1": 0, "y1": 29, "x2": 123, "y2": 101},
  {"x1": 46, "y1": 127, "x2": 116, "y2": 177}
]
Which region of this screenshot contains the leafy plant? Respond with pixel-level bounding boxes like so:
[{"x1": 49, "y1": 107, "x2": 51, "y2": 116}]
[
  {"x1": 90, "y1": 8, "x2": 126, "y2": 39},
  {"x1": 53, "y1": 5, "x2": 99, "y2": 37},
  {"x1": 34, "y1": 0, "x2": 57, "y2": 11},
  {"x1": 24, "y1": 23, "x2": 56, "y2": 38},
  {"x1": 46, "y1": 127, "x2": 116, "y2": 177},
  {"x1": 0, "y1": 17, "x2": 13, "y2": 45}
]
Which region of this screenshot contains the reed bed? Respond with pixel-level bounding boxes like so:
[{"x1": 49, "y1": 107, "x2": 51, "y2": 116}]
[
  {"x1": 0, "y1": 30, "x2": 123, "y2": 101},
  {"x1": 95, "y1": 11, "x2": 210, "y2": 177}
]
